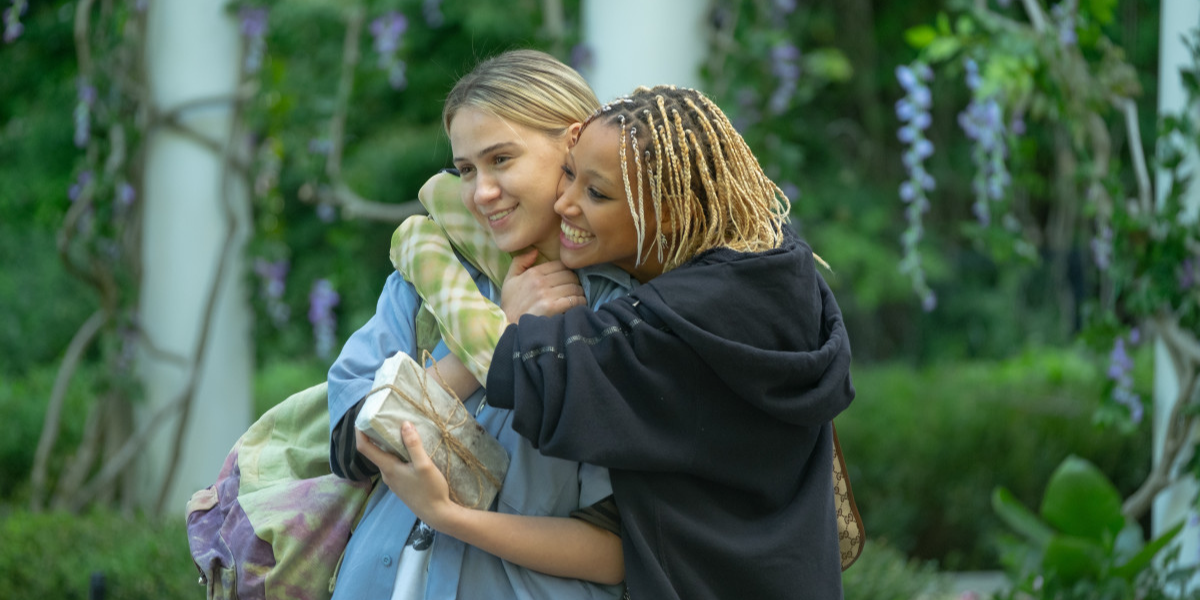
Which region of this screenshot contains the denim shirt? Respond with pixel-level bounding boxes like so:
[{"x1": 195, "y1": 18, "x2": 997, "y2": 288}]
[{"x1": 328, "y1": 261, "x2": 634, "y2": 600}]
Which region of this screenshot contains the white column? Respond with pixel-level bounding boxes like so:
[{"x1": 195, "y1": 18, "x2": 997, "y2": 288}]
[
  {"x1": 582, "y1": 0, "x2": 711, "y2": 103},
  {"x1": 1153, "y1": 0, "x2": 1200, "y2": 565},
  {"x1": 139, "y1": 0, "x2": 253, "y2": 514}
]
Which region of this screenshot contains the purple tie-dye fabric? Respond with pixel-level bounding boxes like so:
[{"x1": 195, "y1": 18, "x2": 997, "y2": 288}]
[{"x1": 186, "y1": 383, "x2": 372, "y2": 600}]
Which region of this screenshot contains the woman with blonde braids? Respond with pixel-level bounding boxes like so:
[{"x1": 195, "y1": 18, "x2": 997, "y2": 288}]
[{"x1": 464, "y1": 85, "x2": 855, "y2": 599}]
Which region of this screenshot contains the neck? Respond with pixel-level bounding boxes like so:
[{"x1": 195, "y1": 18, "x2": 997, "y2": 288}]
[{"x1": 509, "y1": 242, "x2": 559, "y2": 264}]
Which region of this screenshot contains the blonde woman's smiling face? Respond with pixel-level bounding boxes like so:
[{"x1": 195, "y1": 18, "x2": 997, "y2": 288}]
[
  {"x1": 554, "y1": 123, "x2": 664, "y2": 283},
  {"x1": 449, "y1": 108, "x2": 574, "y2": 260}
]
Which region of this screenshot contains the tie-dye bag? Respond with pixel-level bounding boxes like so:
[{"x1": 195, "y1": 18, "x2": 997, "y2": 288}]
[{"x1": 185, "y1": 382, "x2": 373, "y2": 600}]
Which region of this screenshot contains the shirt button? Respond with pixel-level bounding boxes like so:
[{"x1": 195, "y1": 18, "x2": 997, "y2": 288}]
[{"x1": 382, "y1": 555, "x2": 393, "y2": 566}]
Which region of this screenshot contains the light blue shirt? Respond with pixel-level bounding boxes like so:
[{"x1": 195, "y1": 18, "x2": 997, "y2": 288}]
[{"x1": 329, "y1": 260, "x2": 634, "y2": 600}]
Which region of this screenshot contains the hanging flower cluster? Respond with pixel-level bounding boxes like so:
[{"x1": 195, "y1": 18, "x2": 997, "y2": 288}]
[
  {"x1": 768, "y1": 42, "x2": 801, "y2": 115},
  {"x1": 239, "y1": 7, "x2": 269, "y2": 74},
  {"x1": 958, "y1": 59, "x2": 1011, "y2": 226},
  {"x1": 308, "y1": 279, "x2": 340, "y2": 359},
  {"x1": 370, "y1": 11, "x2": 408, "y2": 90},
  {"x1": 74, "y1": 77, "x2": 96, "y2": 148},
  {"x1": 1050, "y1": 1, "x2": 1078, "y2": 48},
  {"x1": 3, "y1": 0, "x2": 25, "y2": 43},
  {"x1": 1090, "y1": 222, "x2": 1112, "y2": 270},
  {"x1": 1106, "y1": 330, "x2": 1142, "y2": 424},
  {"x1": 895, "y1": 62, "x2": 937, "y2": 311},
  {"x1": 1181, "y1": 255, "x2": 1200, "y2": 291},
  {"x1": 570, "y1": 43, "x2": 594, "y2": 74},
  {"x1": 254, "y1": 258, "x2": 291, "y2": 327},
  {"x1": 423, "y1": 0, "x2": 444, "y2": 28}
]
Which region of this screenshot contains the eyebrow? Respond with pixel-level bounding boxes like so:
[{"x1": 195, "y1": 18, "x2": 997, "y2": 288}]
[
  {"x1": 453, "y1": 142, "x2": 518, "y2": 164},
  {"x1": 584, "y1": 167, "x2": 616, "y2": 188}
]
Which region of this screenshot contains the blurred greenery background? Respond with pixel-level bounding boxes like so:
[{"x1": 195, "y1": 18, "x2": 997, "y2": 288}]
[{"x1": 0, "y1": 0, "x2": 1172, "y2": 597}]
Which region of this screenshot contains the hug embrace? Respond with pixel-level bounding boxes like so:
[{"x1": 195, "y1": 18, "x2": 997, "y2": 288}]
[{"x1": 193, "y1": 48, "x2": 856, "y2": 600}]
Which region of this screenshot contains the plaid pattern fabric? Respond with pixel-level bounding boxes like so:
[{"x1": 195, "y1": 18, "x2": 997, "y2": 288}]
[{"x1": 390, "y1": 172, "x2": 512, "y2": 385}]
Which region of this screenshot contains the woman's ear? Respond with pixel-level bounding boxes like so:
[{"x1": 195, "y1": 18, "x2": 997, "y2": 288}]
[{"x1": 566, "y1": 122, "x2": 583, "y2": 149}]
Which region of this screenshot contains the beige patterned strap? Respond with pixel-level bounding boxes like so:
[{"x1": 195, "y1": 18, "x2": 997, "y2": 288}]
[{"x1": 832, "y1": 422, "x2": 865, "y2": 570}]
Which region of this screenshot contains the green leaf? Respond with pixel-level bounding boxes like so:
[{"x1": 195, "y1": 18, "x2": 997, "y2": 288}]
[
  {"x1": 993, "y1": 486, "x2": 1054, "y2": 548},
  {"x1": 1113, "y1": 521, "x2": 1184, "y2": 581},
  {"x1": 905, "y1": 25, "x2": 939, "y2": 50},
  {"x1": 1085, "y1": 0, "x2": 1117, "y2": 25},
  {"x1": 926, "y1": 38, "x2": 961, "y2": 63},
  {"x1": 1040, "y1": 456, "x2": 1124, "y2": 542},
  {"x1": 1042, "y1": 534, "x2": 1105, "y2": 585},
  {"x1": 955, "y1": 15, "x2": 975, "y2": 37},
  {"x1": 936, "y1": 12, "x2": 952, "y2": 35},
  {"x1": 803, "y1": 49, "x2": 853, "y2": 82}
]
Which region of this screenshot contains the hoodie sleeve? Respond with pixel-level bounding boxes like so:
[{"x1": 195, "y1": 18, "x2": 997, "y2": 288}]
[{"x1": 486, "y1": 295, "x2": 827, "y2": 483}]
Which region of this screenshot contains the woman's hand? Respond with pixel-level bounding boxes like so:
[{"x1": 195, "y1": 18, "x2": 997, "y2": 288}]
[
  {"x1": 355, "y1": 426, "x2": 462, "y2": 530},
  {"x1": 501, "y1": 249, "x2": 586, "y2": 323}
]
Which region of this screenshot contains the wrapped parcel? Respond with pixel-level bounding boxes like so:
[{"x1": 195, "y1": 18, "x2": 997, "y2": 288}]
[{"x1": 355, "y1": 352, "x2": 509, "y2": 510}]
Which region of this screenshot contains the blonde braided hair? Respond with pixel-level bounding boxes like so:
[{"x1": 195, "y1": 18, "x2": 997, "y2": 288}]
[{"x1": 583, "y1": 86, "x2": 793, "y2": 272}]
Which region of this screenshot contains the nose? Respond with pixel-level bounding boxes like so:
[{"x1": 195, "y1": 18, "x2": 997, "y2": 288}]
[
  {"x1": 473, "y1": 171, "x2": 501, "y2": 207},
  {"x1": 554, "y1": 178, "x2": 580, "y2": 218}
]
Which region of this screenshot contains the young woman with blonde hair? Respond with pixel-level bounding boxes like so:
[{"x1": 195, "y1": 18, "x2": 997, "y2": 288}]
[{"x1": 327, "y1": 49, "x2": 631, "y2": 599}]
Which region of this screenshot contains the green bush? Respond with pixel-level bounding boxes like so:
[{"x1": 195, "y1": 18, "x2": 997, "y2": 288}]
[
  {"x1": 253, "y1": 358, "x2": 331, "y2": 418},
  {"x1": 0, "y1": 508, "x2": 196, "y2": 600},
  {"x1": 843, "y1": 540, "x2": 952, "y2": 600},
  {"x1": 0, "y1": 363, "x2": 97, "y2": 502},
  {"x1": 839, "y1": 345, "x2": 1152, "y2": 571}
]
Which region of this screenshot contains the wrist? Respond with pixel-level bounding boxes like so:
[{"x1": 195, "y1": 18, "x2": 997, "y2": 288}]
[{"x1": 429, "y1": 501, "x2": 471, "y2": 537}]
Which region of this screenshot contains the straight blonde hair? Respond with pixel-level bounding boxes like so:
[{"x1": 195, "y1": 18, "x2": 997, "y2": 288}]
[{"x1": 443, "y1": 49, "x2": 599, "y2": 139}]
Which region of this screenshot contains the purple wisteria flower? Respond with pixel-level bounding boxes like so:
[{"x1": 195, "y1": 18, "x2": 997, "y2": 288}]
[
  {"x1": 1090, "y1": 224, "x2": 1112, "y2": 270},
  {"x1": 68, "y1": 170, "x2": 93, "y2": 203},
  {"x1": 1180, "y1": 256, "x2": 1200, "y2": 290},
  {"x1": 895, "y1": 62, "x2": 937, "y2": 311},
  {"x1": 3, "y1": 0, "x2": 26, "y2": 43},
  {"x1": 74, "y1": 78, "x2": 96, "y2": 148},
  {"x1": 773, "y1": 0, "x2": 796, "y2": 16},
  {"x1": 957, "y1": 59, "x2": 1011, "y2": 226},
  {"x1": 316, "y1": 203, "x2": 336, "y2": 223},
  {"x1": 570, "y1": 43, "x2": 594, "y2": 74},
  {"x1": 733, "y1": 87, "x2": 761, "y2": 132},
  {"x1": 307, "y1": 138, "x2": 332, "y2": 156},
  {"x1": 370, "y1": 11, "x2": 408, "y2": 90},
  {"x1": 768, "y1": 42, "x2": 801, "y2": 115},
  {"x1": 240, "y1": 7, "x2": 268, "y2": 74},
  {"x1": 309, "y1": 279, "x2": 340, "y2": 359},
  {"x1": 255, "y1": 258, "x2": 291, "y2": 327},
  {"x1": 1106, "y1": 334, "x2": 1143, "y2": 424},
  {"x1": 423, "y1": 0, "x2": 444, "y2": 27},
  {"x1": 1050, "y1": 2, "x2": 1078, "y2": 47},
  {"x1": 115, "y1": 181, "x2": 136, "y2": 212}
]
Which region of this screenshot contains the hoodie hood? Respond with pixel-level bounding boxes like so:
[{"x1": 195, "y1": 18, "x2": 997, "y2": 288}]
[{"x1": 631, "y1": 227, "x2": 855, "y2": 425}]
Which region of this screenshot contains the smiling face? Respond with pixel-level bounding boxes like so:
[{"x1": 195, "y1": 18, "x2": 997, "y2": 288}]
[
  {"x1": 554, "y1": 123, "x2": 665, "y2": 283},
  {"x1": 449, "y1": 107, "x2": 576, "y2": 260}
]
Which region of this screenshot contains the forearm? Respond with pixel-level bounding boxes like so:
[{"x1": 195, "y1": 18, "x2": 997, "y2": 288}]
[
  {"x1": 426, "y1": 354, "x2": 482, "y2": 401},
  {"x1": 438, "y1": 508, "x2": 624, "y2": 585}
]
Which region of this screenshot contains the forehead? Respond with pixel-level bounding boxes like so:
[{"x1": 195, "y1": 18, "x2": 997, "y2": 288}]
[
  {"x1": 572, "y1": 123, "x2": 624, "y2": 171},
  {"x1": 448, "y1": 108, "x2": 531, "y2": 158}
]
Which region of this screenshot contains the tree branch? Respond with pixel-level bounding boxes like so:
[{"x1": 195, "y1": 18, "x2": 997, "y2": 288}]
[
  {"x1": 30, "y1": 309, "x2": 108, "y2": 511},
  {"x1": 316, "y1": 183, "x2": 425, "y2": 223},
  {"x1": 326, "y1": 6, "x2": 365, "y2": 182},
  {"x1": 1121, "y1": 98, "x2": 1153, "y2": 214},
  {"x1": 1019, "y1": 0, "x2": 1049, "y2": 34}
]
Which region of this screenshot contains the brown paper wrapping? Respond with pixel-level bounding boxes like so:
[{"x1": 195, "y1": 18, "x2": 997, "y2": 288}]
[{"x1": 355, "y1": 352, "x2": 510, "y2": 510}]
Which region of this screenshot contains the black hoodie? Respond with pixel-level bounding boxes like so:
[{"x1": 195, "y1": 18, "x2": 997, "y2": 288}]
[{"x1": 487, "y1": 229, "x2": 855, "y2": 600}]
